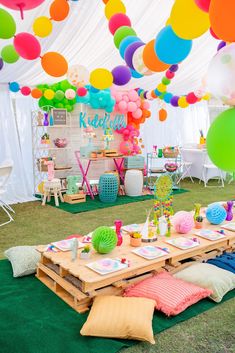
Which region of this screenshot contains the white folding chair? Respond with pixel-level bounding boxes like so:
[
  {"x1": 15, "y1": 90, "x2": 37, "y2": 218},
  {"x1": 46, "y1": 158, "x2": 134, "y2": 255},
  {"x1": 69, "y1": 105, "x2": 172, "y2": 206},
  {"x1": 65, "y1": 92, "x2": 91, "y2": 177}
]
[
  {"x1": 0, "y1": 161, "x2": 15, "y2": 226},
  {"x1": 200, "y1": 153, "x2": 224, "y2": 187},
  {"x1": 177, "y1": 149, "x2": 194, "y2": 184}
]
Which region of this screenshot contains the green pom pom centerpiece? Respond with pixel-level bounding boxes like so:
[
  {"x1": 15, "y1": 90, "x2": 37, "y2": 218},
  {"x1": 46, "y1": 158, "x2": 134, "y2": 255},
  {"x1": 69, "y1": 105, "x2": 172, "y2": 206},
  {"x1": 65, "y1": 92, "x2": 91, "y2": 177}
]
[{"x1": 92, "y1": 226, "x2": 117, "y2": 254}]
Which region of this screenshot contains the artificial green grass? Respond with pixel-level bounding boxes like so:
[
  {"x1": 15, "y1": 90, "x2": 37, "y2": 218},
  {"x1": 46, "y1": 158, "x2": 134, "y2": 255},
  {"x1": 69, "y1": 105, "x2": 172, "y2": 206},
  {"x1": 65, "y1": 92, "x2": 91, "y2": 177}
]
[
  {"x1": 0, "y1": 259, "x2": 234, "y2": 353},
  {"x1": 43, "y1": 189, "x2": 188, "y2": 214}
]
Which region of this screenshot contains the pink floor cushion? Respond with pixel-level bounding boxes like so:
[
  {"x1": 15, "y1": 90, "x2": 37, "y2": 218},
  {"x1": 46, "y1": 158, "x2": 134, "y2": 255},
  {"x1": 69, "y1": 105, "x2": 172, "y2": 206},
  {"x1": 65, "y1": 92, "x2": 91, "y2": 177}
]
[{"x1": 124, "y1": 271, "x2": 212, "y2": 316}]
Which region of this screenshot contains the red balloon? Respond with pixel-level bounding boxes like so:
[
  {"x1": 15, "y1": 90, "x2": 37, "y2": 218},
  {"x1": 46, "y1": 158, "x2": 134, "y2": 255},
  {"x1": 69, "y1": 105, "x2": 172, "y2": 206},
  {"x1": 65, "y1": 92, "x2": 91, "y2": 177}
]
[
  {"x1": 186, "y1": 92, "x2": 198, "y2": 104},
  {"x1": 21, "y1": 86, "x2": 31, "y2": 96},
  {"x1": 14, "y1": 33, "x2": 41, "y2": 60},
  {"x1": 109, "y1": 13, "x2": 131, "y2": 35},
  {"x1": 194, "y1": 0, "x2": 211, "y2": 12},
  {"x1": 77, "y1": 87, "x2": 87, "y2": 96},
  {"x1": 166, "y1": 70, "x2": 175, "y2": 79},
  {"x1": 0, "y1": 0, "x2": 45, "y2": 19}
]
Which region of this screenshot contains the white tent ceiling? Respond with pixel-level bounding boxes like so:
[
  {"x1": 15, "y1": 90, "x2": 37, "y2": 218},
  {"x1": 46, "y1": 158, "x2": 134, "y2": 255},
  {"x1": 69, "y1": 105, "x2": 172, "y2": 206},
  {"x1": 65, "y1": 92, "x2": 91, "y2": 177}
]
[{"x1": 0, "y1": 0, "x2": 218, "y2": 94}]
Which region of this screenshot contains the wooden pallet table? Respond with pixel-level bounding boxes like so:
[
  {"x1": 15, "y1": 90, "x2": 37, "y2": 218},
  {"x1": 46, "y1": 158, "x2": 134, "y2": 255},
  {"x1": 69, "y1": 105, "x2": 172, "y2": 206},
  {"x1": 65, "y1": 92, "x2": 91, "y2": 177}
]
[{"x1": 36, "y1": 218, "x2": 235, "y2": 313}]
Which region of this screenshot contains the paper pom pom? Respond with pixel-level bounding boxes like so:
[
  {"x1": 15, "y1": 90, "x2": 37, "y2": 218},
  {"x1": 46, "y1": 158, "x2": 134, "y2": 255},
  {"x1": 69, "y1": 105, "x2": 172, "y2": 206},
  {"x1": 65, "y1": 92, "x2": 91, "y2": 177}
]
[
  {"x1": 172, "y1": 211, "x2": 194, "y2": 234},
  {"x1": 206, "y1": 204, "x2": 227, "y2": 225},
  {"x1": 92, "y1": 226, "x2": 117, "y2": 254}
]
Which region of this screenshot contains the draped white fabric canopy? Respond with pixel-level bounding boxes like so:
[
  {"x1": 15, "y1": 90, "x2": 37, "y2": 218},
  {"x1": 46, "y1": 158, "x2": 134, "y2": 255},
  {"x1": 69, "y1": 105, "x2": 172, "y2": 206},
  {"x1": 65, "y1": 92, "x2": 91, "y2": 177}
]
[{"x1": 0, "y1": 0, "x2": 218, "y2": 94}]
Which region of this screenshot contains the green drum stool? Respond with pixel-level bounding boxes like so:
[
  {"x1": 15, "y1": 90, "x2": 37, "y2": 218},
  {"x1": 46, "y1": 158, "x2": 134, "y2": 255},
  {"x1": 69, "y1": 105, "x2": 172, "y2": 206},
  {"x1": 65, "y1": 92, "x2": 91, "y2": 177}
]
[{"x1": 99, "y1": 174, "x2": 118, "y2": 203}]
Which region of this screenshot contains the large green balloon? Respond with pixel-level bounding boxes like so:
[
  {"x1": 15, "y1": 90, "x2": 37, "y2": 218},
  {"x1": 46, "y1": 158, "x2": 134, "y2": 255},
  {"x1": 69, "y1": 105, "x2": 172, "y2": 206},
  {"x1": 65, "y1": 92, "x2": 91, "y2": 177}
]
[
  {"x1": 92, "y1": 226, "x2": 117, "y2": 254},
  {"x1": 54, "y1": 90, "x2": 64, "y2": 101},
  {"x1": 1, "y1": 45, "x2": 19, "y2": 63},
  {"x1": 60, "y1": 80, "x2": 71, "y2": 92},
  {"x1": 114, "y1": 26, "x2": 137, "y2": 48},
  {"x1": 207, "y1": 108, "x2": 235, "y2": 172},
  {"x1": 0, "y1": 9, "x2": 16, "y2": 39}
]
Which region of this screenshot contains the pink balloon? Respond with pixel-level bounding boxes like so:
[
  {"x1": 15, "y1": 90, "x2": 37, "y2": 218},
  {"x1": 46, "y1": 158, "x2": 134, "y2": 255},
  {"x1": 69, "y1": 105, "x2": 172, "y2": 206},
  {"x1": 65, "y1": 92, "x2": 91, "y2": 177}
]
[
  {"x1": 21, "y1": 86, "x2": 31, "y2": 96},
  {"x1": 127, "y1": 124, "x2": 134, "y2": 131},
  {"x1": 0, "y1": 0, "x2": 45, "y2": 19},
  {"x1": 132, "y1": 108, "x2": 142, "y2": 119},
  {"x1": 123, "y1": 129, "x2": 130, "y2": 137},
  {"x1": 136, "y1": 100, "x2": 141, "y2": 107},
  {"x1": 123, "y1": 95, "x2": 129, "y2": 102},
  {"x1": 119, "y1": 141, "x2": 134, "y2": 155},
  {"x1": 142, "y1": 101, "x2": 150, "y2": 109},
  {"x1": 128, "y1": 90, "x2": 139, "y2": 101},
  {"x1": 115, "y1": 92, "x2": 123, "y2": 102},
  {"x1": 146, "y1": 91, "x2": 154, "y2": 100},
  {"x1": 14, "y1": 33, "x2": 41, "y2": 60},
  {"x1": 128, "y1": 102, "x2": 137, "y2": 112},
  {"x1": 118, "y1": 100, "x2": 127, "y2": 112},
  {"x1": 65, "y1": 89, "x2": 76, "y2": 100}
]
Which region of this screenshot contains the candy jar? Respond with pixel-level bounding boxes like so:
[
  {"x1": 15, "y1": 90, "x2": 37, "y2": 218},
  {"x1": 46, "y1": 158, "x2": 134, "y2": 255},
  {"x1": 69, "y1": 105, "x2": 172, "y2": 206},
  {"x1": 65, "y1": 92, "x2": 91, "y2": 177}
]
[{"x1": 114, "y1": 219, "x2": 123, "y2": 246}]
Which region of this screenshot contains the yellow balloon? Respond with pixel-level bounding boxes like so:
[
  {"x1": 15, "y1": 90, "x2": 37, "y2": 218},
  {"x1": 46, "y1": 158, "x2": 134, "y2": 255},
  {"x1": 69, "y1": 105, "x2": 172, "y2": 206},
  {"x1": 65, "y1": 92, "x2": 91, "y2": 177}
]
[
  {"x1": 202, "y1": 93, "x2": 211, "y2": 101},
  {"x1": 90, "y1": 68, "x2": 113, "y2": 89},
  {"x1": 33, "y1": 16, "x2": 53, "y2": 38},
  {"x1": 165, "y1": 18, "x2": 171, "y2": 26},
  {"x1": 178, "y1": 96, "x2": 189, "y2": 108},
  {"x1": 44, "y1": 89, "x2": 55, "y2": 100},
  {"x1": 105, "y1": 0, "x2": 126, "y2": 20},
  {"x1": 157, "y1": 83, "x2": 167, "y2": 93},
  {"x1": 170, "y1": 0, "x2": 210, "y2": 40}
]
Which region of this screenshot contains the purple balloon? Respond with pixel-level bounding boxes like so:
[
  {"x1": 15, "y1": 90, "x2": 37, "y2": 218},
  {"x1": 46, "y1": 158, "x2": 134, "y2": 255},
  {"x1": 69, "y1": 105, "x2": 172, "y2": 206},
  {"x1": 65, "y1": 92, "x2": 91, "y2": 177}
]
[
  {"x1": 143, "y1": 91, "x2": 148, "y2": 99},
  {"x1": 0, "y1": 58, "x2": 3, "y2": 71},
  {"x1": 124, "y1": 41, "x2": 144, "y2": 70},
  {"x1": 112, "y1": 65, "x2": 132, "y2": 86},
  {"x1": 170, "y1": 96, "x2": 179, "y2": 107},
  {"x1": 169, "y1": 64, "x2": 178, "y2": 72},
  {"x1": 217, "y1": 41, "x2": 226, "y2": 51}
]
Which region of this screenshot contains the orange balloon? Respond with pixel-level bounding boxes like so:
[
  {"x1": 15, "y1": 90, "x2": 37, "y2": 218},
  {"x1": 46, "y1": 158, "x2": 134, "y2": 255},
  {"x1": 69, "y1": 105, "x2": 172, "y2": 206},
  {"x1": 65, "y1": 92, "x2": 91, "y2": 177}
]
[
  {"x1": 139, "y1": 116, "x2": 146, "y2": 124},
  {"x1": 50, "y1": 0, "x2": 70, "y2": 22},
  {"x1": 209, "y1": 1, "x2": 235, "y2": 42},
  {"x1": 103, "y1": 0, "x2": 109, "y2": 3},
  {"x1": 143, "y1": 40, "x2": 170, "y2": 72},
  {"x1": 41, "y1": 52, "x2": 68, "y2": 77},
  {"x1": 127, "y1": 111, "x2": 134, "y2": 124},
  {"x1": 151, "y1": 90, "x2": 158, "y2": 99},
  {"x1": 142, "y1": 109, "x2": 151, "y2": 118},
  {"x1": 31, "y1": 88, "x2": 42, "y2": 99},
  {"x1": 159, "y1": 108, "x2": 167, "y2": 122}
]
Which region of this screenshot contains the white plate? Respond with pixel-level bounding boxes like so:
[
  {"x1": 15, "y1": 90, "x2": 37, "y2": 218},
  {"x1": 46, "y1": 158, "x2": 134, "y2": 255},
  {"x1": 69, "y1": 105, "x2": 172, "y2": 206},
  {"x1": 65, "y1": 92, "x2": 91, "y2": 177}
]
[{"x1": 132, "y1": 246, "x2": 168, "y2": 260}]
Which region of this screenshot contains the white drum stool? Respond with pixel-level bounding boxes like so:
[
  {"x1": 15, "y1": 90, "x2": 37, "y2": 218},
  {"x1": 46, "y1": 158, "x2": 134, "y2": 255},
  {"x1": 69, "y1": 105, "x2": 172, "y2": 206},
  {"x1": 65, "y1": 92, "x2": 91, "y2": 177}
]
[
  {"x1": 124, "y1": 170, "x2": 143, "y2": 196},
  {"x1": 42, "y1": 179, "x2": 64, "y2": 207}
]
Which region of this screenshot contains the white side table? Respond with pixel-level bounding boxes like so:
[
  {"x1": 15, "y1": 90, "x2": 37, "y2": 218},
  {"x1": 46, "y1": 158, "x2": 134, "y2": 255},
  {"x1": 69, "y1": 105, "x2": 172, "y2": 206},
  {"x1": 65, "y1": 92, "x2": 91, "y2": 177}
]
[{"x1": 42, "y1": 179, "x2": 64, "y2": 207}]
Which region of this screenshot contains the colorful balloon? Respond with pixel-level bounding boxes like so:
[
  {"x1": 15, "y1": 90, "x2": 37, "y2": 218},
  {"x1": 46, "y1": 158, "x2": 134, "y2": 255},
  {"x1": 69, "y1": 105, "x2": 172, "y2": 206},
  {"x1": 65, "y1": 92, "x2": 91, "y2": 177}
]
[
  {"x1": 105, "y1": 0, "x2": 126, "y2": 20},
  {"x1": 186, "y1": 92, "x2": 198, "y2": 104},
  {"x1": 132, "y1": 46, "x2": 154, "y2": 76},
  {"x1": 114, "y1": 26, "x2": 137, "y2": 49},
  {"x1": 14, "y1": 33, "x2": 41, "y2": 60},
  {"x1": 109, "y1": 13, "x2": 131, "y2": 35},
  {"x1": 0, "y1": 0, "x2": 45, "y2": 19},
  {"x1": 195, "y1": 0, "x2": 211, "y2": 12},
  {"x1": 67, "y1": 65, "x2": 89, "y2": 87},
  {"x1": 90, "y1": 68, "x2": 113, "y2": 89},
  {"x1": 112, "y1": 65, "x2": 131, "y2": 85},
  {"x1": 209, "y1": 0, "x2": 235, "y2": 42},
  {"x1": 0, "y1": 59, "x2": 4, "y2": 71},
  {"x1": 9, "y1": 82, "x2": 20, "y2": 93},
  {"x1": 124, "y1": 41, "x2": 144, "y2": 70},
  {"x1": 207, "y1": 108, "x2": 235, "y2": 172},
  {"x1": 159, "y1": 108, "x2": 167, "y2": 121},
  {"x1": 21, "y1": 86, "x2": 31, "y2": 96},
  {"x1": 65, "y1": 89, "x2": 76, "y2": 99},
  {"x1": 155, "y1": 26, "x2": 192, "y2": 64},
  {"x1": 178, "y1": 96, "x2": 189, "y2": 108},
  {"x1": 0, "y1": 9, "x2": 16, "y2": 39},
  {"x1": 119, "y1": 36, "x2": 141, "y2": 59},
  {"x1": 33, "y1": 16, "x2": 53, "y2": 38},
  {"x1": 170, "y1": 0, "x2": 210, "y2": 39},
  {"x1": 41, "y1": 52, "x2": 68, "y2": 77},
  {"x1": 44, "y1": 89, "x2": 55, "y2": 100},
  {"x1": 1, "y1": 45, "x2": 19, "y2": 63},
  {"x1": 50, "y1": 0, "x2": 70, "y2": 21},
  {"x1": 31, "y1": 88, "x2": 42, "y2": 99},
  {"x1": 54, "y1": 90, "x2": 64, "y2": 101},
  {"x1": 143, "y1": 40, "x2": 170, "y2": 72},
  {"x1": 77, "y1": 87, "x2": 87, "y2": 96}
]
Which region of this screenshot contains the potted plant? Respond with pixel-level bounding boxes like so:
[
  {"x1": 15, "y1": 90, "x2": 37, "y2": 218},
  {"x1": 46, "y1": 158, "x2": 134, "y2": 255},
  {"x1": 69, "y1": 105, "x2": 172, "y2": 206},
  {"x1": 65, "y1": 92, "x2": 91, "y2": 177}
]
[
  {"x1": 130, "y1": 232, "x2": 142, "y2": 247},
  {"x1": 195, "y1": 216, "x2": 203, "y2": 229},
  {"x1": 80, "y1": 245, "x2": 91, "y2": 259}
]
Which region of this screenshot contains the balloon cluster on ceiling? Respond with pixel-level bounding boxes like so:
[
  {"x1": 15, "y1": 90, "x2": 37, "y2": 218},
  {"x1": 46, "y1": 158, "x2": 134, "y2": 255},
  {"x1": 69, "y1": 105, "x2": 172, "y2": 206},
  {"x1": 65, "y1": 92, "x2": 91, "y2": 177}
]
[{"x1": 0, "y1": 0, "x2": 70, "y2": 77}]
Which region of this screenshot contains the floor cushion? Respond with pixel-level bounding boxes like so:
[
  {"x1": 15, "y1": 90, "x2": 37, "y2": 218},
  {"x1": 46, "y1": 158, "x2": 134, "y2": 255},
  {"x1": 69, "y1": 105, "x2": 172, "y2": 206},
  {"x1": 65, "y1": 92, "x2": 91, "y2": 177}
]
[
  {"x1": 4, "y1": 246, "x2": 41, "y2": 277},
  {"x1": 80, "y1": 295, "x2": 156, "y2": 344},
  {"x1": 207, "y1": 252, "x2": 235, "y2": 274},
  {"x1": 124, "y1": 271, "x2": 212, "y2": 316},
  {"x1": 174, "y1": 262, "x2": 235, "y2": 303}
]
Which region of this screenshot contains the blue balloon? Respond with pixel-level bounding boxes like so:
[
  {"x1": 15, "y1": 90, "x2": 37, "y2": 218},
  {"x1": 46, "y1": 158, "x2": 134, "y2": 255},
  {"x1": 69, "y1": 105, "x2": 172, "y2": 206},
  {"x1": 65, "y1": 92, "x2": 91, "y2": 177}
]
[
  {"x1": 155, "y1": 26, "x2": 192, "y2": 65},
  {"x1": 130, "y1": 68, "x2": 143, "y2": 78},
  {"x1": 9, "y1": 81, "x2": 20, "y2": 92},
  {"x1": 90, "y1": 86, "x2": 100, "y2": 93},
  {"x1": 119, "y1": 36, "x2": 141, "y2": 59},
  {"x1": 163, "y1": 92, "x2": 173, "y2": 103},
  {"x1": 106, "y1": 105, "x2": 114, "y2": 113}
]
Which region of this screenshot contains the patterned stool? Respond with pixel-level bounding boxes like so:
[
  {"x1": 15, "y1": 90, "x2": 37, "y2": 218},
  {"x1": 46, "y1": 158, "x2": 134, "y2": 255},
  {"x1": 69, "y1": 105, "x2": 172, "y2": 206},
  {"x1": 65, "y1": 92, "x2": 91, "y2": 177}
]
[
  {"x1": 99, "y1": 174, "x2": 118, "y2": 203},
  {"x1": 124, "y1": 169, "x2": 143, "y2": 196},
  {"x1": 42, "y1": 178, "x2": 64, "y2": 207}
]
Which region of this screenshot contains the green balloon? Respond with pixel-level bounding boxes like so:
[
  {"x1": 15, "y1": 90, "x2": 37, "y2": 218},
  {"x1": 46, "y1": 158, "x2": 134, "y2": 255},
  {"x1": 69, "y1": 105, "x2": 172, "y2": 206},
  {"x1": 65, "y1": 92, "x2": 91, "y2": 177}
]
[
  {"x1": 60, "y1": 80, "x2": 71, "y2": 92},
  {"x1": 113, "y1": 26, "x2": 137, "y2": 49},
  {"x1": 55, "y1": 103, "x2": 64, "y2": 108},
  {"x1": 1, "y1": 45, "x2": 19, "y2": 63},
  {"x1": 38, "y1": 96, "x2": 51, "y2": 109},
  {"x1": 54, "y1": 90, "x2": 64, "y2": 101},
  {"x1": 92, "y1": 226, "x2": 117, "y2": 254},
  {"x1": 65, "y1": 105, "x2": 72, "y2": 112},
  {"x1": 162, "y1": 77, "x2": 171, "y2": 85},
  {"x1": 0, "y1": 9, "x2": 16, "y2": 39},
  {"x1": 207, "y1": 108, "x2": 235, "y2": 172}
]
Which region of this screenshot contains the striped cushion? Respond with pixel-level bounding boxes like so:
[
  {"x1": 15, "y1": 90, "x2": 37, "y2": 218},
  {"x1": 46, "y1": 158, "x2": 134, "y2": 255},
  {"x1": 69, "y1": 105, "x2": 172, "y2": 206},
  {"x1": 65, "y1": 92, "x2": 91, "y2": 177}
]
[{"x1": 124, "y1": 271, "x2": 212, "y2": 316}]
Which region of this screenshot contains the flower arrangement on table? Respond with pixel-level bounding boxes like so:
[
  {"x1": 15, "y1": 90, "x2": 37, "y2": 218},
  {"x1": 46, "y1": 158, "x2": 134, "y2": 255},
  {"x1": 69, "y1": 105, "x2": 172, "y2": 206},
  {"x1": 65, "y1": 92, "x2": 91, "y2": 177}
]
[
  {"x1": 80, "y1": 245, "x2": 91, "y2": 259},
  {"x1": 129, "y1": 232, "x2": 142, "y2": 247},
  {"x1": 41, "y1": 133, "x2": 50, "y2": 144},
  {"x1": 195, "y1": 216, "x2": 203, "y2": 229}
]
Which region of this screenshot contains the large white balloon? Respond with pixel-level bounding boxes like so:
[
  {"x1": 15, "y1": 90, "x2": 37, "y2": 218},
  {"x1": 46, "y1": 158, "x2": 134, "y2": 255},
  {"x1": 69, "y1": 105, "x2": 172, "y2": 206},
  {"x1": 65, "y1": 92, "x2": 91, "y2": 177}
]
[
  {"x1": 67, "y1": 65, "x2": 89, "y2": 87},
  {"x1": 207, "y1": 44, "x2": 235, "y2": 106},
  {"x1": 132, "y1": 46, "x2": 153, "y2": 76}
]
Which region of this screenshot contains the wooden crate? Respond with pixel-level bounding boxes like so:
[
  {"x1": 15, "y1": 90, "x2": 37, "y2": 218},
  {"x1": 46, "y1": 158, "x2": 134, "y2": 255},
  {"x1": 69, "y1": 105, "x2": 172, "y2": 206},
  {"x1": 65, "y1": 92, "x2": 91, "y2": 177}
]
[{"x1": 64, "y1": 193, "x2": 86, "y2": 204}]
